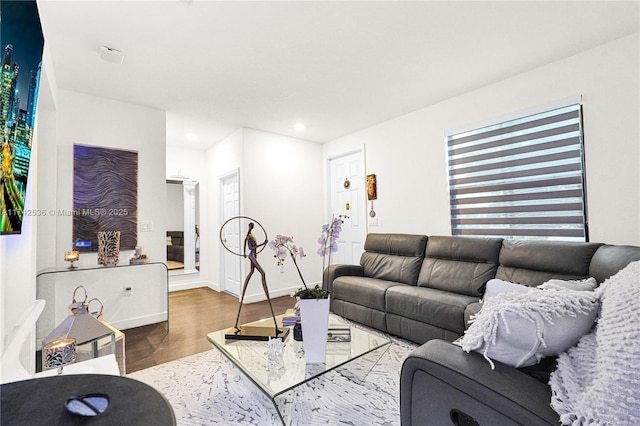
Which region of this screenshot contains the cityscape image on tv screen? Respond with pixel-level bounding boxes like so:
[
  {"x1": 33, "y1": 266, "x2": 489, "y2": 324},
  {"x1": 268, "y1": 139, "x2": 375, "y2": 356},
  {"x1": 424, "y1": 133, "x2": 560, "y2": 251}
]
[{"x1": 0, "y1": 1, "x2": 44, "y2": 235}]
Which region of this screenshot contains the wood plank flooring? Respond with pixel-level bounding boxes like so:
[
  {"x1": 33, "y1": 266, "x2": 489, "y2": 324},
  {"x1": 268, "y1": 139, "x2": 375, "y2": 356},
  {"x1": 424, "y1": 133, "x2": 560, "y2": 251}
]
[{"x1": 123, "y1": 287, "x2": 295, "y2": 373}]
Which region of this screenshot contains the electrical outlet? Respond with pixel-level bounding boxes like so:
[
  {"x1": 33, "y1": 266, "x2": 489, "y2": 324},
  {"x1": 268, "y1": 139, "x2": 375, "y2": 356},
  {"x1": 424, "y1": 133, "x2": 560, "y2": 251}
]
[{"x1": 124, "y1": 286, "x2": 133, "y2": 296}]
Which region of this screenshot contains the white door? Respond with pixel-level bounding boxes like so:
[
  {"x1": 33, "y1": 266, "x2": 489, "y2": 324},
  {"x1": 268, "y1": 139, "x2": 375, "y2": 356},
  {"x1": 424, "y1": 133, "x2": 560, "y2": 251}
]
[
  {"x1": 329, "y1": 151, "x2": 367, "y2": 265},
  {"x1": 221, "y1": 171, "x2": 241, "y2": 297}
]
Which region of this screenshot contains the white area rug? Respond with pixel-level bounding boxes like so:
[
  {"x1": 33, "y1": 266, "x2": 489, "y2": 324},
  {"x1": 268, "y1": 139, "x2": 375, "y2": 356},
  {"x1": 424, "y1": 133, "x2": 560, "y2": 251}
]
[{"x1": 128, "y1": 325, "x2": 416, "y2": 425}]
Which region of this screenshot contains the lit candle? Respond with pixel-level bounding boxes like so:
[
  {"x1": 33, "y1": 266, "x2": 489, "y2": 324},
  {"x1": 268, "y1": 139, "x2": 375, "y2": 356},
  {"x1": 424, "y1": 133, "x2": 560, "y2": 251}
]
[
  {"x1": 64, "y1": 251, "x2": 79, "y2": 262},
  {"x1": 44, "y1": 338, "x2": 76, "y2": 374}
]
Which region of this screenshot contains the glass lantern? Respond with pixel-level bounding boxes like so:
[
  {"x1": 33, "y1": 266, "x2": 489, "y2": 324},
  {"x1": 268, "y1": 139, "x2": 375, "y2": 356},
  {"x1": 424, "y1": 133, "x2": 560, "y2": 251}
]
[{"x1": 41, "y1": 297, "x2": 115, "y2": 371}]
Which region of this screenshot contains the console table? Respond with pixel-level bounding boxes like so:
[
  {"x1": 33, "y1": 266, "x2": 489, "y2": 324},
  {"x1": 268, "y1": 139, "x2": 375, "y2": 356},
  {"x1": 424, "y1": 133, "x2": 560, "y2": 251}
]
[{"x1": 36, "y1": 263, "x2": 169, "y2": 351}]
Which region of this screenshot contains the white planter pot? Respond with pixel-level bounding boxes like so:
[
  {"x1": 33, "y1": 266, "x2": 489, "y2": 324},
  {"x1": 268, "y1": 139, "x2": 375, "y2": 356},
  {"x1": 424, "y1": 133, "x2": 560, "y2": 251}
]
[{"x1": 298, "y1": 297, "x2": 330, "y2": 363}]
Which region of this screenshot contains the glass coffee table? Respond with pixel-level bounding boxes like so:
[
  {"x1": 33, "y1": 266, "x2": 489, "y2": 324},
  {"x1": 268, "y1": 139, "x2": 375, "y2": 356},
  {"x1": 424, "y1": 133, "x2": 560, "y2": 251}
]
[{"x1": 206, "y1": 316, "x2": 390, "y2": 424}]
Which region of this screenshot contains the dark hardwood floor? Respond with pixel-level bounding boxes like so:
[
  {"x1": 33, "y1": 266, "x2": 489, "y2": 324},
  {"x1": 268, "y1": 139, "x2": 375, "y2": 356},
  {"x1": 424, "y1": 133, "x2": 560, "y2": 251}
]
[{"x1": 123, "y1": 287, "x2": 296, "y2": 373}]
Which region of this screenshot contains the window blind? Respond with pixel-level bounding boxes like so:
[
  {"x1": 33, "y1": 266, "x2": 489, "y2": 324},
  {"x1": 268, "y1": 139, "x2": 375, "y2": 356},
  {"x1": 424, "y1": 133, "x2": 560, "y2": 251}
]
[{"x1": 447, "y1": 104, "x2": 587, "y2": 241}]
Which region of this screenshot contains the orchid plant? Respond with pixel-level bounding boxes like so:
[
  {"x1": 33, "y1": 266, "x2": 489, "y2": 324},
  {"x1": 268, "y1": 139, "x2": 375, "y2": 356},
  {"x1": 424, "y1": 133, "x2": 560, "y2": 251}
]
[
  {"x1": 268, "y1": 215, "x2": 347, "y2": 299},
  {"x1": 317, "y1": 214, "x2": 348, "y2": 296},
  {"x1": 269, "y1": 235, "x2": 307, "y2": 287}
]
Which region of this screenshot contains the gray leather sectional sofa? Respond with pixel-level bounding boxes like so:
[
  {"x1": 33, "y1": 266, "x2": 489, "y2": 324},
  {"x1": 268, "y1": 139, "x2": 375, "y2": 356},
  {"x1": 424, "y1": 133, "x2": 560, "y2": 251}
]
[
  {"x1": 323, "y1": 233, "x2": 640, "y2": 425},
  {"x1": 166, "y1": 231, "x2": 185, "y2": 263}
]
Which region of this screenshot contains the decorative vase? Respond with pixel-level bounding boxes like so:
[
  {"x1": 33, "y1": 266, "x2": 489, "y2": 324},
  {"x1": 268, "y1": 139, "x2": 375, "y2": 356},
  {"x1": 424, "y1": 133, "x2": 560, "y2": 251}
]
[
  {"x1": 98, "y1": 231, "x2": 120, "y2": 266},
  {"x1": 298, "y1": 297, "x2": 330, "y2": 363}
]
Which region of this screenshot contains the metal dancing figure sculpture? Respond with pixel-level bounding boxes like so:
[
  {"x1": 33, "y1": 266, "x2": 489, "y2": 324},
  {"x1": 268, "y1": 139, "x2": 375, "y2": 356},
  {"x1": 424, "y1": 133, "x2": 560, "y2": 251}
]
[
  {"x1": 234, "y1": 222, "x2": 280, "y2": 334},
  {"x1": 220, "y1": 216, "x2": 284, "y2": 339}
]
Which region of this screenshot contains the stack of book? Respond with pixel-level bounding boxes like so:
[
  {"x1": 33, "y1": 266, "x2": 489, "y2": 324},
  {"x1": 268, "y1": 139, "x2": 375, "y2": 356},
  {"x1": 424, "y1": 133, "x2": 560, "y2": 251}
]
[
  {"x1": 281, "y1": 308, "x2": 299, "y2": 327},
  {"x1": 327, "y1": 327, "x2": 351, "y2": 342}
]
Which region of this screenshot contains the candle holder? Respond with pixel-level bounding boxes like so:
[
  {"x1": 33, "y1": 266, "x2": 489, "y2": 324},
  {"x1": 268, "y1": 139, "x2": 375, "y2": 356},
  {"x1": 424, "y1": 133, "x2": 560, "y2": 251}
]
[
  {"x1": 44, "y1": 338, "x2": 76, "y2": 375},
  {"x1": 64, "y1": 250, "x2": 80, "y2": 269}
]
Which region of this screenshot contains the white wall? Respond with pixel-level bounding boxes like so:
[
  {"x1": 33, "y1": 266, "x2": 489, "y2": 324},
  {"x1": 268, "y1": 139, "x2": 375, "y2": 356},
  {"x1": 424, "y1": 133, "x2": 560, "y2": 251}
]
[
  {"x1": 36, "y1": 89, "x2": 169, "y2": 331},
  {"x1": 203, "y1": 128, "x2": 324, "y2": 302},
  {"x1": 2, "y1": 148, "x2": 38, "y2": 372},
  {"x1": 205, "y1": 128, "x2": 244, "y2": 293},
  {"x1": 241, "y1": 129, "x2": 324, "y2": 301},
  {"x1": 52, "y1": 90, "x2": 167, "y2": 270},
  {"x1": 167, "y1": 145, "x2": 208, "y2": 183},
  {"x1": 36, "y1": 49, "x2": 59, "y2": 273},
  {"x1": 323, "y1": 33, "x2": 640, "y2": 246}
]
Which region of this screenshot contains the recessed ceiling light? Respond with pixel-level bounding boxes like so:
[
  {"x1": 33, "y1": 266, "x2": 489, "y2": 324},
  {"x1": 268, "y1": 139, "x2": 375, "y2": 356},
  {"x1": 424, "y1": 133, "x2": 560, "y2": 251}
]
[
  {"x1": 294, "y1": 123, "x2": 306, "y2": 132},
  {"x1": 186, "y1": 132, "x2": 198, "y2": 141}
]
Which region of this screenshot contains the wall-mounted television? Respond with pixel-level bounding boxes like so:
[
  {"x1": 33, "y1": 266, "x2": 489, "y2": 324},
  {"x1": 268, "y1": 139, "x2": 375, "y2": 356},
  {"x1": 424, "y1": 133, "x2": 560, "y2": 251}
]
[{"x1": 0, "y1": 1, "x2": 45, "y2": 235}]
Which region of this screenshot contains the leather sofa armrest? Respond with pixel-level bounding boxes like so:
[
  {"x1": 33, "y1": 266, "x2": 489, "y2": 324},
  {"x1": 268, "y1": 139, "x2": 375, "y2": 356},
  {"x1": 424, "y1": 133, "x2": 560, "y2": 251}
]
[
  {"x1": 323, "y1": 264, "x2": 363, "y2": 308},
  {"x1": 400, "y1": 340, "x2": 559, "y2": 426}
]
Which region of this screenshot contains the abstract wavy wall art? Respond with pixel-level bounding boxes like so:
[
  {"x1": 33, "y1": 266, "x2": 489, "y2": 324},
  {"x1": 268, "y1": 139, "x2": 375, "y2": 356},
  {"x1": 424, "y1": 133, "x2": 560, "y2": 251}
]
[{"x1": 73, "y1": 145, "x2": 138, "y2": 252}]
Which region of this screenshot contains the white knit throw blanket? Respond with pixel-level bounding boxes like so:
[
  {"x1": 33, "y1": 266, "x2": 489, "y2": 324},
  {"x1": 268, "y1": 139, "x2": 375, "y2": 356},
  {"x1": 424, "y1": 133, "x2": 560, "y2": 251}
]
[{"x1": 549, "y1": 260, "x2": 640, "y2": 425}]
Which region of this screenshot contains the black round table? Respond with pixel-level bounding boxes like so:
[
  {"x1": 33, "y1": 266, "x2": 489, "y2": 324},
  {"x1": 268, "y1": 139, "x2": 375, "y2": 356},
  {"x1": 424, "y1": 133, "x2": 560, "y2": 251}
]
[{"x1": 1, "y1": 374, "x2": 176, "y2": 426}]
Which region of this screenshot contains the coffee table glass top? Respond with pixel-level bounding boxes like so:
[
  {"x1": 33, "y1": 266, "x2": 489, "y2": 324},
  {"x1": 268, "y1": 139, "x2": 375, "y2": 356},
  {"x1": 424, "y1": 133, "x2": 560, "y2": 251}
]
[{"x1": 206, "y1": 317, "x2": 391, "y2": 398}]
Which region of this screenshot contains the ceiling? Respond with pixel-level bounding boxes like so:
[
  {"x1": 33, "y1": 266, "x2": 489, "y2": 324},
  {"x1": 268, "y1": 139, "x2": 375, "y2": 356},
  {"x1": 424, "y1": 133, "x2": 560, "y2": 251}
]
[{"x1": 36, "y1": 1, "x2": 639, "y2": 149}]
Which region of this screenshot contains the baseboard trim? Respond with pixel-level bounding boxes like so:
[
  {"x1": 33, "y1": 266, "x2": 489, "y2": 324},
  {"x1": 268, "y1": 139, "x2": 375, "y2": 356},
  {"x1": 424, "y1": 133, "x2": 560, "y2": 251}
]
[
  {"x1": 110, "y1": 312, "x2": 168, "y2": 331},
  {"x1": 169, "y1": 280, "x2": 208, "y2": 292}
]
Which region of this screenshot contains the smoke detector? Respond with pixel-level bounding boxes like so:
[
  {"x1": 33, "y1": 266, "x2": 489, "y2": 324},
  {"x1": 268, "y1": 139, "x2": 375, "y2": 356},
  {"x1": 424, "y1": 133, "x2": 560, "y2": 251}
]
[{"x1": 99, "y1": 46, "x2": 124, "y2": 64}]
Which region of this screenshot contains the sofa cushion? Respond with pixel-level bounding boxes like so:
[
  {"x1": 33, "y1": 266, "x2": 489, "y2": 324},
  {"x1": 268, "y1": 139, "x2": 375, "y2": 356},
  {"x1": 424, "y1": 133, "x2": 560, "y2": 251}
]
[
  {"x1": 332, "y1": 276, "x2": 402, "y2": 312},
  {"x1": 496, "y1": 240, "x2": 603, "y2": 286},
  {"x1": 333, "y1": 299, "x2": 388, "y2": 332},
  {"x1": 386, "y1": 285, "x2": 478, "y2": 334},
  {"x1": 360, "y1": 234, "x2": 428, "y2": 285},
  {"x1": 482, "y1": 278, "x2": 532, "y2": 300},
  {"x1": 461, "y1": 288, "x2": 599, "y2": 369},
  {"x1": 417, "y1": 236, "x2": 503, "y2": 297},
  {"x1": 538, "y1": 277, "x2": 597, "y2": 292},
  {"x1": 468, "y1": 278, "x2": 548, "y2": 330}
]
